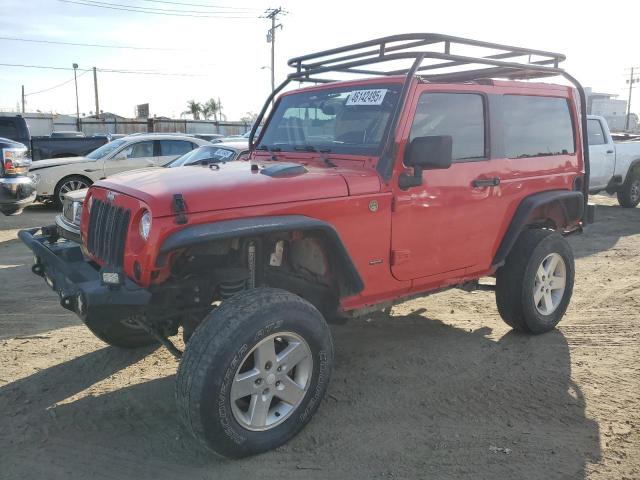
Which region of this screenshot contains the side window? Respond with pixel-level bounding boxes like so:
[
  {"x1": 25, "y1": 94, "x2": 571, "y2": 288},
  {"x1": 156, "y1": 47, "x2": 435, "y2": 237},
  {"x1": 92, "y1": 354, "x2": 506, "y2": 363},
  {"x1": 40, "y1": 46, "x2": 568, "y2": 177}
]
[
  {"x1": 409, "y1": 93, "x2": 485, "y2": 161},
  {"x1": 238, "y1": 150, "x2": 250, "y2": 161},
  {"x1": 587, "y1": 119, "x2": 606, "y2": 146},
  {"x1": 119, "y1": 141, "x2": 154, "y2": 159},
  {"x1": 160, "y1": 140, "x2": 194, "y2": 156},
  {"x1": 503, "y1": 96, "x2": 575, "y2": 158}
]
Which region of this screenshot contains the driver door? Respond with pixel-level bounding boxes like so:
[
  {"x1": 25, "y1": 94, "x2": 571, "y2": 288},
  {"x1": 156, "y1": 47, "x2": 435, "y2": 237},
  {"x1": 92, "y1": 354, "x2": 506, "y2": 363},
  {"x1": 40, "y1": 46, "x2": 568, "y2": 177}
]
[
  {"x1": 390, "y1": 88, "x2": 503, "y2": 282},
  {"x1": 103, "y1": 140, "x2": 157, "y2": 177}
]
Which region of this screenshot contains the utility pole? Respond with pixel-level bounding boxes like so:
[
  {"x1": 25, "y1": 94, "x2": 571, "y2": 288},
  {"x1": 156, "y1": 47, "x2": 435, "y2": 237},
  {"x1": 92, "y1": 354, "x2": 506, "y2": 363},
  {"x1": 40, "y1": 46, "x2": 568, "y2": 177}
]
[
  {"x1": 21, "y1": 85, "x2": 25, "y2": 114},
  {"x1": 625, "y1": 67, "x2": 639, "y2": 131},
  {"x1": 263, "y1": 7, "x2": 287, "y2": 103},
  {"x1": 93, "y1": 67, "x2": 100, "y2": 119},
  {"x1": 72, "y1": 63, "x2": 80, "y2": 130}
]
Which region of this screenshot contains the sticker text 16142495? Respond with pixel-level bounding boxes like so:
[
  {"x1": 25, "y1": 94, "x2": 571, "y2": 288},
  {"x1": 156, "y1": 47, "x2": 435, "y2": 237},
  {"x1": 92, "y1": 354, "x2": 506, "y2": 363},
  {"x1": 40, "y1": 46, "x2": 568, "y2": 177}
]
[{"x1": 346, "y1": 89, "x2": 387, "y2": 106}]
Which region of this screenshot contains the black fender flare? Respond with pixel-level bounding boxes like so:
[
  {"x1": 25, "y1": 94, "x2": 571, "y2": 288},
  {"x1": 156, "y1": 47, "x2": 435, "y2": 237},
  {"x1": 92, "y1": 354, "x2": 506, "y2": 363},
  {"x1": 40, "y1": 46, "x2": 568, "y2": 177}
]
[
  {"x1": 157, "y1": 215, "x2": 364, "y2": 296},
  {"x1": 492, "y1": 190, "x2": 583, "y2": 268}
]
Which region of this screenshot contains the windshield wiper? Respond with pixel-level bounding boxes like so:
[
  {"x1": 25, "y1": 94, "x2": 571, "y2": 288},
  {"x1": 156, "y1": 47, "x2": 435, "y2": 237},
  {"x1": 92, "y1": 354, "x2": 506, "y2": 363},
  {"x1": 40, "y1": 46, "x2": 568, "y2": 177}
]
[
  {"x1": 294, "y1": 145, "x2": 317, "y2": 152},
  {"x1": 256, "y1": 144, "x2": 282, "y2": 152}
]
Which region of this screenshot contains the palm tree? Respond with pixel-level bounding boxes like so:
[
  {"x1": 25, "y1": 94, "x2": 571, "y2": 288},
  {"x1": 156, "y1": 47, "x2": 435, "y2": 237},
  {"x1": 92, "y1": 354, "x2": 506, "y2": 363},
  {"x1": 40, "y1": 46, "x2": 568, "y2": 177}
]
[
  {"x1": 183, "y1": 100, "x2": 202, "y2": 120},
  {"x1": 202, "y1": 98, "x2": 219, "y2": 121}
]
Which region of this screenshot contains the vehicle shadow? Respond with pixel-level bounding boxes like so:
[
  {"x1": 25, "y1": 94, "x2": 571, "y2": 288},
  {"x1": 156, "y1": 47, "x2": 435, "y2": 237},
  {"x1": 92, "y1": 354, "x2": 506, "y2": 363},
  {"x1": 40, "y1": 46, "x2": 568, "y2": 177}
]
[
  {"x1": 0, "y1": 309, "x2": 601, "y2": 480},
  {"x1": 570, "y1": 203, "x2": 640, "y2": 259}
]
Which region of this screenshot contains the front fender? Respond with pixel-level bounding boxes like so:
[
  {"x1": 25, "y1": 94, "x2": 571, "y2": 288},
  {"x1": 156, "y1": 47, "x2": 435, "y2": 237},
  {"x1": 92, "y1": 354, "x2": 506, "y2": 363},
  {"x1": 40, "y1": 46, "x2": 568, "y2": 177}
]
[{"x1": 157, "y1": 215, "x2": 364, "y2": 296}]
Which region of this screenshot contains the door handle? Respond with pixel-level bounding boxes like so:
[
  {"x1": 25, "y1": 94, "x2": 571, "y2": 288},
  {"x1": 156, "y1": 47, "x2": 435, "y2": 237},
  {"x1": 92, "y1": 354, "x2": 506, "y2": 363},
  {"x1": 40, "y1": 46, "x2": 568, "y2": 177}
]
[
  {"x1": 472, "y1": 177, "x2": 500, "y2": 188},
  {"x1": 606, "y1": 150, "x2": 614, "y2": 154}
]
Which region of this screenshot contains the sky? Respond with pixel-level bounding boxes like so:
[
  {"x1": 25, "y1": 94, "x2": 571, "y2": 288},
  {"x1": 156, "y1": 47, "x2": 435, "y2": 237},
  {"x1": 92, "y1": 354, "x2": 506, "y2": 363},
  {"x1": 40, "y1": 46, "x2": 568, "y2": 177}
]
[{"x1": 1, "y1": 0, "x2": 639, "y2": 120}]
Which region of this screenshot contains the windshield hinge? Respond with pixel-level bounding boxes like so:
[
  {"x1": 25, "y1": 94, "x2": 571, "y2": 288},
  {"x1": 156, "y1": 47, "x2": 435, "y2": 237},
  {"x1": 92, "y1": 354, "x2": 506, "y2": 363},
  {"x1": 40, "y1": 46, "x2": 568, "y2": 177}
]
[{"x1": 172, "y1": 194, "x2": 188, "y2": 225}]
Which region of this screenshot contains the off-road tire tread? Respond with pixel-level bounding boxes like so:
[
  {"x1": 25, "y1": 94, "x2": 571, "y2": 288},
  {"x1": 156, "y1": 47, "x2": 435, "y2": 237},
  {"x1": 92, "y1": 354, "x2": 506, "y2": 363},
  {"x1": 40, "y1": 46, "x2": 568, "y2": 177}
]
[
  {"x1": 176, "y1": 287, "x2": 332, "y2": 458},
  {"x1": 616, "y1": 169, "x2": 640, "y2": 208},
  {"x1": 496, "y1": 229, "x2": 574, "y2": 334}
]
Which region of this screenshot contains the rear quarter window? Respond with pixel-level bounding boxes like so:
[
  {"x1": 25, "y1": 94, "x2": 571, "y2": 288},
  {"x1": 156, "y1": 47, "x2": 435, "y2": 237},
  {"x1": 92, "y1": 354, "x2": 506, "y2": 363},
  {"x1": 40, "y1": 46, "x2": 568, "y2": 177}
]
[
  {"x1": 160, "y1": 140, "x2": 196, "y2": 156},
  {"x1": 503, "y1": 95, "x2": 575, "y2": 158}
]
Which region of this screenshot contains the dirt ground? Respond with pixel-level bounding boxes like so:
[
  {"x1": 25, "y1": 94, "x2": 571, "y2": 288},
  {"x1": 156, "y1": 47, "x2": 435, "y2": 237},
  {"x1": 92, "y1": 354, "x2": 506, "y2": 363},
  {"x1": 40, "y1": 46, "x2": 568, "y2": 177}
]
[{"x1": 0, "y1": 197, "x2": 638, "y2": 480}]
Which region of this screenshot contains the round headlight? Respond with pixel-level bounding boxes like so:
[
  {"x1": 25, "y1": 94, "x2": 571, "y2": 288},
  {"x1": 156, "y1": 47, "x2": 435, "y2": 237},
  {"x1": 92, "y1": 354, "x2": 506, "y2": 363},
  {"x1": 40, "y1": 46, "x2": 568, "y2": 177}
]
[{"x1": 139, "y1": 210, "x2": 152, "y2": 240}]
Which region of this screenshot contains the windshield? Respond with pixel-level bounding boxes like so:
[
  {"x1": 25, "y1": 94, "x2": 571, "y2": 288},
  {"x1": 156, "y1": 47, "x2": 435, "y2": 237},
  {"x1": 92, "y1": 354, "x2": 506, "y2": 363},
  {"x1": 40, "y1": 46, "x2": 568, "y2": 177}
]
[
  {"x1": 167, "y1": 145, "x2": 237, "y2": 167},
  {"x1": 86, "y1": 138, "x2": 128, "y2": 159},
  {"x1": 258, "y1": 84, "x2": 401, "y2": 155}
]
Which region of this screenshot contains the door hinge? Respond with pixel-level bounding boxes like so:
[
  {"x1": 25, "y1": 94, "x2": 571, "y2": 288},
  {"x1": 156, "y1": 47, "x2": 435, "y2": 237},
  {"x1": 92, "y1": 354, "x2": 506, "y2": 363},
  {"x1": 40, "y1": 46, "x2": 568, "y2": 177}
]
[{"x1": 391, "y1": 249, "x2": 411, "y2": 265}]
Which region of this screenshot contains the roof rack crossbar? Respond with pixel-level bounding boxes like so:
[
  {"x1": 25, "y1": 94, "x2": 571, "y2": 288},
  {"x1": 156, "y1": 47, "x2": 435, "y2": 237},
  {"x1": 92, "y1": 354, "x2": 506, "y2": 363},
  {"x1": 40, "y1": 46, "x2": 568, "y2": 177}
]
[
  {"x1": 287, "y1": 33, "x2": 565, "y2": 84},
  {"x1": 288, "y1": 50, "x2": 564, "y2": 84}
]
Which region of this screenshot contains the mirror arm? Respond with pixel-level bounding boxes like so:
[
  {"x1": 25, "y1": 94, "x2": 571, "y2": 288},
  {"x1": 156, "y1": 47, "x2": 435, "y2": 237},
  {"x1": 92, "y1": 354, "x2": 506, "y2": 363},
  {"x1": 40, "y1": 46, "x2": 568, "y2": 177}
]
[{"x1": 398, "y1": 165, "x2": 423, "y2": 190}]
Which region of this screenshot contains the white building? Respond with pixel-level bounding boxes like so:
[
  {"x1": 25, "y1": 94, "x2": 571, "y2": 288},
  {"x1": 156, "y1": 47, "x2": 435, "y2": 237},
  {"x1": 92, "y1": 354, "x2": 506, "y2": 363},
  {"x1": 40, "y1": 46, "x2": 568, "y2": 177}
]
[{"x1": 585, "y1": 88, "x2": 637, "y2": 131}]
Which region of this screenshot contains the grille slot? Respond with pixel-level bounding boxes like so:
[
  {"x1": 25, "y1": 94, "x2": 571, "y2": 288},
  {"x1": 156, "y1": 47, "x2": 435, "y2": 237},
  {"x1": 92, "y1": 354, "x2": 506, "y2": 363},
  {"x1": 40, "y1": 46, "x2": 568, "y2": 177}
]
[{"x1": 87, "y1": 198, "x2": 130, "y2": 267}]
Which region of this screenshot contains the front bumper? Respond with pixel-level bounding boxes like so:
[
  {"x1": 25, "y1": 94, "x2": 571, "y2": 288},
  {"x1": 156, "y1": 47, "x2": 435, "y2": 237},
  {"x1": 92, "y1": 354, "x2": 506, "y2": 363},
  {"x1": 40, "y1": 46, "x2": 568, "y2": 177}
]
[
  {"x1": 55, "y1": 213, "x2": 81, "y2": 243},
  {"x1": 0, "y1": 176, "x2": 36, "y2": 215},
  {"x1": 18, "y1": 227, "x2": 151, "y2": 318}
]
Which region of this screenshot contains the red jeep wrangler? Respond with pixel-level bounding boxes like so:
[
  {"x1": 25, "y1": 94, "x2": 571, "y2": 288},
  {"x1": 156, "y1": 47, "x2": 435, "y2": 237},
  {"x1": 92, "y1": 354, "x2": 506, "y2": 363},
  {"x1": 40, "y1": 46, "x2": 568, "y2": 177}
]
[{"x1": 20, "y1": 34, "x2": 594, "y2": 458}]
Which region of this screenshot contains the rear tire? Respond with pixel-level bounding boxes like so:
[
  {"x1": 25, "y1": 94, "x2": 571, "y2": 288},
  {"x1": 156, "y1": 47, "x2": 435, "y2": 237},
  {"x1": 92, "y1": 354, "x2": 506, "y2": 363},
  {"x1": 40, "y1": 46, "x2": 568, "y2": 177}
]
[
  {"x1": 83, "y1": 313, "x2": 157, "y2": 348},
  {"x1": 496, "y1": 229, "x2": 574, "y2": 334},
  {"x1": 176, "y1": 288, "x2": 333, "y2": 458},
  {"x1": 616, "y1": 169, "x2": 640, "y2": 208}
]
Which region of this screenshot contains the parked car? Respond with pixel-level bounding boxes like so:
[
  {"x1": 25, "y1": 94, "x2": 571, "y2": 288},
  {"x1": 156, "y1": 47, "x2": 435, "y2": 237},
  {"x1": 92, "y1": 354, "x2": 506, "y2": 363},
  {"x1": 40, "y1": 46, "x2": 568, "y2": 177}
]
[
  {"x1": 29, "y1": 133, "x2": 211, "y2": 207},
  {"x1": 192, "y1": 133, "x2": 225, "y2": 143},
  {"x1": 55, "y1": 141, "x2": 250, "y2": 241},
  {"x1": 216, "y1": 127, "x2": 261, "y2": 143},
  {"x1": 19, "y1": 34, "x2": 594, "y2": 459},
  {"x1": 0, "y1": 116, "x2": 107, "y2": 161},
  {"x1": 90, "y1": 133, "x2": 126, "y2": 141},
  {"x1": 587, "y1": 115, "x2": 640, "y2": 207},
  {"x1": 0, "y1": 136, "x2": 35, "y2": 215}
]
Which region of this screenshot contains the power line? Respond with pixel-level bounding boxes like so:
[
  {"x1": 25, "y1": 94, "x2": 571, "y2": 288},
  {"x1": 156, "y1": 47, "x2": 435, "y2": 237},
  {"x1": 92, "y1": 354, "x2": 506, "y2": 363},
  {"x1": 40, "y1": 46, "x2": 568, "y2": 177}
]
[
  {"x1": 0, "y1": 35, "x2": 196, "y2": 52},
  {"x1": 0, "y1": 62, "x2": 203, "y2": 77},
  {"x1": 58, "y1": 0, "x2": 259, "y2": 17},
  {"x1": 138, "y1": 0, "x2": 261, "y2": 11},
  {"x1": 25, "y1": 70, "x2": 91, "y2": 96}
]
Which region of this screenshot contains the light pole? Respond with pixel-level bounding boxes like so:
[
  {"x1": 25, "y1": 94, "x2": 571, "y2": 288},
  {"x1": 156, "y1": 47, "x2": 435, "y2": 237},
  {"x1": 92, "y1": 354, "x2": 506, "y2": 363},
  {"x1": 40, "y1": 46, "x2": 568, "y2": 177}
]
[{"x1": 72, "y1": 63, "x2": 80, "y2": 130}]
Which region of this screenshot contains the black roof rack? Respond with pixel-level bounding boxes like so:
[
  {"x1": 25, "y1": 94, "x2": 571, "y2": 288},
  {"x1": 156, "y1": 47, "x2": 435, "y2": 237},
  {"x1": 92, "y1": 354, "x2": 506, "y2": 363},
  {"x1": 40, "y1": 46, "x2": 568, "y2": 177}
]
[
  {"x1": 249, "y1": 34, "x2": 589, "y2": 216},
  {"x1": 286, "y1": 33, "x2": 566, "y2": 84}
]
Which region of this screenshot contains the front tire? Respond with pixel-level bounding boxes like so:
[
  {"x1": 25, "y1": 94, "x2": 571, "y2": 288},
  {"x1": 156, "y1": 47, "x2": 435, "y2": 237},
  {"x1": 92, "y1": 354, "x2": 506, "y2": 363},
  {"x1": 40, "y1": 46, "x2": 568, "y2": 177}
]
[
  {"x1": 176, "y1": 288, "x2": 333, "y2": 458},
  {"x1": 617, "y1": 169, "x2": 640, "y2": 208},
  {"x1": 54, "y1": 175, "x2": 92, "y2": 209},
  {"x1": 496, "y1": 229, "x2": 574, "y2": 334}
]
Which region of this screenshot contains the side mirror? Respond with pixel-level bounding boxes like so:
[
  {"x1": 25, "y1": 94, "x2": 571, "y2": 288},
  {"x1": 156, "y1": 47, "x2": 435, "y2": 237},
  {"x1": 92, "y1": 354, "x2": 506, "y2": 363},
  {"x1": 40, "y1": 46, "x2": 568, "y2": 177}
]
[
  {"x1": 399, "y1": 135, "x2": 453, "y2": 190},
  {"x1": 113, "y1": 152, "x2": 127, "y2": 160}
]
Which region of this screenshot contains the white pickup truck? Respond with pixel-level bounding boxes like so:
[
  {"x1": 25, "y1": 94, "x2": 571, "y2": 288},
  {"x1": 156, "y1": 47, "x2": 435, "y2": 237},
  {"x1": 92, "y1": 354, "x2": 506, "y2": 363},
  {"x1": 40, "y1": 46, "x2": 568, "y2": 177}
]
[{"x1": 588, "y1": 115, "x2": 640, "y2": 207}]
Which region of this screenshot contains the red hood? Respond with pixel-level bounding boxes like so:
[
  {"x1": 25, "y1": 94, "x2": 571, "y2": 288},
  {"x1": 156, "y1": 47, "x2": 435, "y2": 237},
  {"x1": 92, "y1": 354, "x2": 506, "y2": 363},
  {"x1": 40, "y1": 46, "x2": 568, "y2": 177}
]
[{"x1": 95, "y1": 161, "x2": 379, "y2": 217}]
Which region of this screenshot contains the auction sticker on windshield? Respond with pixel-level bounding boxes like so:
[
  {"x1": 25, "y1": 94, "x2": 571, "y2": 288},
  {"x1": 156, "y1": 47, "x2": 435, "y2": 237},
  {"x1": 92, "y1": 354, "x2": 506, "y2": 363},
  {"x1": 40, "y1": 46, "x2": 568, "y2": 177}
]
[{"x1": 346, "y1": 89, "x2": 387, "y2": 106}]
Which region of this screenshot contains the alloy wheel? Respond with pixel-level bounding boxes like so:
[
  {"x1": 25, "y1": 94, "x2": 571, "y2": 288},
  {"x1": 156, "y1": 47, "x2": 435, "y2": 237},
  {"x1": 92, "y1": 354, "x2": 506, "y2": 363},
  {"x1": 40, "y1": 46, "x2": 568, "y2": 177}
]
[
  {"x1": 533, "y1": 252, "x2": 567, "y2": 315},
  {"x1": 230, "y1": 332, "x2": 313, "y2": 431}
]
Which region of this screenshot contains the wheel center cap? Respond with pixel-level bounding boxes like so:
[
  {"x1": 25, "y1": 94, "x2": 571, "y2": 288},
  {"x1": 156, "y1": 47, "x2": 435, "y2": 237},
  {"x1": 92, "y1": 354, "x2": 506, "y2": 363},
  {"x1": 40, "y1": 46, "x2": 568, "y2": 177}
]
[{"x1": 266, "y1": 373, "x2": 276, "y2": 385}]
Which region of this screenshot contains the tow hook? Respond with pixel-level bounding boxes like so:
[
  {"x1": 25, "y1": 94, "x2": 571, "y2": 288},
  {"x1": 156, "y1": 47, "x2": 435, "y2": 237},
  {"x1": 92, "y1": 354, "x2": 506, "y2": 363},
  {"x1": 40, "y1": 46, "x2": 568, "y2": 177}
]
[{"x1": 172, "y1": 194, "x2": 188, "y2": 225}]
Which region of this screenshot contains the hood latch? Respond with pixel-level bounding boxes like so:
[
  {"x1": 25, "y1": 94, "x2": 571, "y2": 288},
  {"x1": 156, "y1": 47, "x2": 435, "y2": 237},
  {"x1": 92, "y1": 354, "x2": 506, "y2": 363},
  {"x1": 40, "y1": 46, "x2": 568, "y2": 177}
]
[{"x1": 172, "y1": 194, "x2": 188, "y2": 225}]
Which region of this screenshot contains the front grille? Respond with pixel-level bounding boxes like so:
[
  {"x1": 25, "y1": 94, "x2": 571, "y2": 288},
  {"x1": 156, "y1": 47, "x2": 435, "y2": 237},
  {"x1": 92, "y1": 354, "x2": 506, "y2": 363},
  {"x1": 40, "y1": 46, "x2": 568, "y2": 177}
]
[{"x1": 86, "y1": 198, "x2": 130, "y2": 267}]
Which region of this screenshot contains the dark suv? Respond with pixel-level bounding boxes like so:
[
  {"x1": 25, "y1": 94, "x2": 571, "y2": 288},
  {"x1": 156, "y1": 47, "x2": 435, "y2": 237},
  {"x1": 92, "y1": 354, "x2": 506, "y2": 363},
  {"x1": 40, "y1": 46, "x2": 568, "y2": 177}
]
[{"x1": 19, "y1": 34, "x2": 594, "y2": 458}]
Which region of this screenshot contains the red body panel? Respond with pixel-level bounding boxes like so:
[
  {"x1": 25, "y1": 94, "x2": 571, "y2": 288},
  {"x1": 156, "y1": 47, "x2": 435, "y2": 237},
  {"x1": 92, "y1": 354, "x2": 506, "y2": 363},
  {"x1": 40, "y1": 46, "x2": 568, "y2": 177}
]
[{"x1": 83, "y1": 77, "x2": 584, "y2": 312}]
